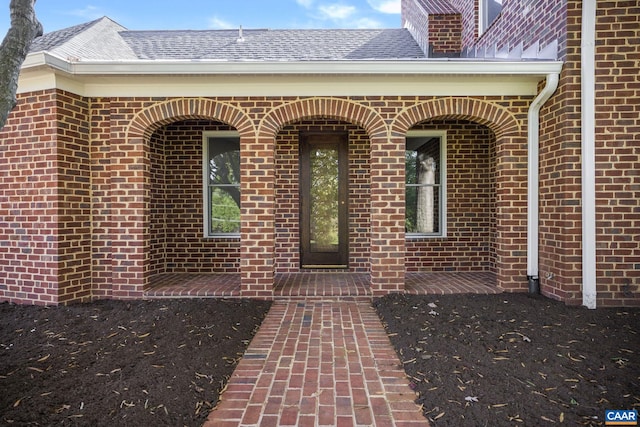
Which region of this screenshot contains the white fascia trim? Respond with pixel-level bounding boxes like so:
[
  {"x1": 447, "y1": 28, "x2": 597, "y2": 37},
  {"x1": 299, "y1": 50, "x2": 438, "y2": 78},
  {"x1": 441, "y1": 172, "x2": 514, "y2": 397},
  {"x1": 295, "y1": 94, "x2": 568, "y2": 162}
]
[{"x1": 22, "y1": 52, "x2": 563, "y2": 77}]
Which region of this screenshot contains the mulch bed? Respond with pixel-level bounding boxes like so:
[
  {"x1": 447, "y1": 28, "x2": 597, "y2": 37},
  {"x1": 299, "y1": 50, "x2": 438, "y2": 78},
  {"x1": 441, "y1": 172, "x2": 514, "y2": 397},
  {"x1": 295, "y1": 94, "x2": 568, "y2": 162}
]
[
  {"x1": 2, "y1": 294, "x2": 638, "y2": 427},
  {"x1": 0, "y1": 298, "x2": 271, "y2": 426},
  {"x1": 374, "y1": 293, "x2": 640, "y2": 426}
]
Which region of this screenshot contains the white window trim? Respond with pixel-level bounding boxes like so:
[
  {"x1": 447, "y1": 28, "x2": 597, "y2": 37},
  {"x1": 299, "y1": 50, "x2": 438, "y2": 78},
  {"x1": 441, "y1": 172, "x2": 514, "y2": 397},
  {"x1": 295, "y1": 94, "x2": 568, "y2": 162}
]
[
  {"x1": 478, "y1": 0, "x2": 487, "y2": 36},
  {"x1": 478, "y1": 0, "x2": 502, "y2": 36},
  {"x1": 406, "y1": 130, "x2": 447, "y2": 239},
  {"x1": 202, "y1": 130, "x2": 241, "y2": 238}
]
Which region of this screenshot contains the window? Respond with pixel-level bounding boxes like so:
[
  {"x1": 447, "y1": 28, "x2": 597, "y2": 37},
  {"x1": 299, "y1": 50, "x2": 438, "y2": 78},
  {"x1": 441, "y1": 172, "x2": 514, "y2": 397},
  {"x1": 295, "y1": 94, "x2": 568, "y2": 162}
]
[
  {"x1": 405, "y1": 131, "x2": 446, "y2": 237},
  {"x1": 203, "y1": 131, "x2": 240, "y2": 237},
  {"x1": 479, "y1": 0, "x2": 503, "y2": 35}
]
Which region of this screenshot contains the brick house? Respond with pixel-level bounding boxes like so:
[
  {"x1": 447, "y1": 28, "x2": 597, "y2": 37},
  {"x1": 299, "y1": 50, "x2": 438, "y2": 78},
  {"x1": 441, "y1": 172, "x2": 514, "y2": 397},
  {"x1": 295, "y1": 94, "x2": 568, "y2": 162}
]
[{"x1": 1, "y1": 0, "x2": 637, "y2": 307}]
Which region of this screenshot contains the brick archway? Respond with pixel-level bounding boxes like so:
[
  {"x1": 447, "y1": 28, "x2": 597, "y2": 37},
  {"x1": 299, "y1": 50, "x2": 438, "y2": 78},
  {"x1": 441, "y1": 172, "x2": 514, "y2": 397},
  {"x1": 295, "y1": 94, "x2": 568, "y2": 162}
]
[
  {"x1": 127, "y1": 98, "x2": 255, "y2": 139},
  {"x1": 258, "y1": 97, "x2": 387, "y2": 138},
  {"x1": 390, "y1": 97, "x2": 521, "y2": 137},
  {"x1": 110, "y1": 99, "x2": 255, "y2": 299},
  {"x1": 392, "y1": 97, "x2": 528, "y2": 292}
]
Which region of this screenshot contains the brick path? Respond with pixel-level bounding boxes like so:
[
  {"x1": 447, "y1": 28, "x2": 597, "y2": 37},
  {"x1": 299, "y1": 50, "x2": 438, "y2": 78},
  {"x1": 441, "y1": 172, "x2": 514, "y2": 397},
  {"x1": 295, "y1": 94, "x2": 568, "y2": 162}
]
[{"x1": 204, "y1": 300, "x2": 429, "y2": 427}]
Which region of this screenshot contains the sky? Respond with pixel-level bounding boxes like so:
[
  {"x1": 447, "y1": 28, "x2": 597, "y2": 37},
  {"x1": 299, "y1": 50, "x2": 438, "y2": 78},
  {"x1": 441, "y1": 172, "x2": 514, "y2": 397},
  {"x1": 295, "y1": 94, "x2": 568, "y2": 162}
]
[{"x1": 0, "y1": 0, "x2": 402, "y2": 37}]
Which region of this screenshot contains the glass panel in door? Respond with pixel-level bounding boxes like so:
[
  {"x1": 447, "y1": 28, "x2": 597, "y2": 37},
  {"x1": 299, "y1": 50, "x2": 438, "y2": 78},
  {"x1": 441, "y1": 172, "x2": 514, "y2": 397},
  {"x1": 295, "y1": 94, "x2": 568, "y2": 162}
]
[{"x1": 300, "y1": 133, "x2": 348, "y2": 268}]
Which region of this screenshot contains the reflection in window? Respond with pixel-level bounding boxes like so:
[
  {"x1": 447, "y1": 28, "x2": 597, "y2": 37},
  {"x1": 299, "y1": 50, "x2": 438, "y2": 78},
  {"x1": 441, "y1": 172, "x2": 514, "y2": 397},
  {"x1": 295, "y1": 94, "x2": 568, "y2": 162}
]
[
  {"x1": 406, "y1": 135, "x2": 444, "y2": 235},
  {"x1": 310, "y1": 145, "x2": 340, "y2": 252},
  {"x1": 205, "y1": 133, "x2": 240, "y2": 236},
  {"x1": 479, "y1": 0, "x2": 503, "y2": 35}
]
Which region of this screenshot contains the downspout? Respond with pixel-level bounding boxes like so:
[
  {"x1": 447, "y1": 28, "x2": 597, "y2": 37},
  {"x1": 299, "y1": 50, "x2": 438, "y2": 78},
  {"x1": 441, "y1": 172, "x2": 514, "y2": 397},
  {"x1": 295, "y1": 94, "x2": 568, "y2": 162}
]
[
  {"x1": 581, "y1": 0, "x2": 597, "y2": 309},
  {"x1": 527, "y1": 72, "x2": 559, "y2": 294}
]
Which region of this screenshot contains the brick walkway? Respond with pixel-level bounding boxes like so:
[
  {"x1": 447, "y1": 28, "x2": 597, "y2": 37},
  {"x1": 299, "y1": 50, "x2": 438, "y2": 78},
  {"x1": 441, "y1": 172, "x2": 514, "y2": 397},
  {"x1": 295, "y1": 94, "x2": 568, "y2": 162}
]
[{"x1": 203, "y1": 300, "x2": 429, "y2": 427}]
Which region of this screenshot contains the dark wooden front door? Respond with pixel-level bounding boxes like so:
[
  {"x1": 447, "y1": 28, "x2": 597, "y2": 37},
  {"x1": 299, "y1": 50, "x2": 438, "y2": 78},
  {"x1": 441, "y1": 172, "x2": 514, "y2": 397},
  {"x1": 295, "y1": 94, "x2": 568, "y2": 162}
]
[{"x1": 300, "y1": 132, "x2": 348, "y2": 268}]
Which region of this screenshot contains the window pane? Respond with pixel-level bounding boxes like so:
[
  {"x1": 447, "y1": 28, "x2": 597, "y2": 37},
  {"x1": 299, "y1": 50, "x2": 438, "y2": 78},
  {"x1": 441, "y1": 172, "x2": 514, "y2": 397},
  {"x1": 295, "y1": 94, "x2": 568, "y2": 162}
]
[
  {"x1": 209, "y1": 139, "x2": 240, "y2": 186},
  {"x1": 483, "y1": 0, "x2": 503, "y2": 31},
  {"x1": 207, "y1": 135, "x2": 240, "y2": 235},
  {"x1": 406, "y1": 186, "x2": 440, "y2": 234},
  {"x1": 406, "y1": 136, "x2": 441, "y2": 235},
  {"x1": 310, "y1": 145, "x2": 339, "y2": 252},
  {"x1": 210, "y1": 186, "x2": 240, "y2": 233}
]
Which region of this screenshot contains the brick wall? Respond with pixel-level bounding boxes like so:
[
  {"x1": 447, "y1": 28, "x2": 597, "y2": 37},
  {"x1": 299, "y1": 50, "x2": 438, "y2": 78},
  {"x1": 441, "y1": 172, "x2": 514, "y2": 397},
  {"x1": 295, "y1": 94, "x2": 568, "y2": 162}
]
[
  {"x1": 55, "y1": 91, "x2": 92, "y2": 303},
  {"x1": 0, "y1": 90, "x2": 59, "y2": 304},
  {"x1": 3, "y1": 94, "x2": 536, "y2": 304},
  {"x1": 592, "y1": 1, "x2": 639, "y2": 306},
  {"x1": 402, "y1": 0, "x2": 462, "y2": 56},
  {"x1": 406, "y1": 120, "x2": 496, "y2": 272},
  {"x1": 90, "y1": 97, "x2": 113, "y2": 299},
  {"x1": 445, "y1": 0, "x2": 567, "y2": 56},
  {"x1": 0, "y1": 90, "x2": 91, "y2": 304},
  {"x1": 428, "y1": 14, "x2": 462, "y2": 56},
  {"x1": 537, "y1": 0, "x2": 639, "y2": 306}
]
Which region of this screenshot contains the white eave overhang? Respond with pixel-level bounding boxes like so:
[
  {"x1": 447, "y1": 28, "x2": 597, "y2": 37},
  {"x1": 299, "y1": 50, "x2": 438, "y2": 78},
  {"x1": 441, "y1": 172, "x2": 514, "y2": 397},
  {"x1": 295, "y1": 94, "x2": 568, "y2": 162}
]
[{"x1": 18, "y1": 51, "x2": 564, "y2": 97}]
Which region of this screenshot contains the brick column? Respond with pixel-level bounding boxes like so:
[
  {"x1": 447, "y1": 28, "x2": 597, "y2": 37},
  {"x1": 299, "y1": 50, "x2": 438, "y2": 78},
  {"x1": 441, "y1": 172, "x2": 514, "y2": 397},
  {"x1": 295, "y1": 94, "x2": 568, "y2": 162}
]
[
  {"x1": 0, "y1": 90, "x2": 60, "y2": 304},
  {"x1": 494, "y1": 133, "x2": 528, "y2": 291},
  {"x1": 56, "y1": 92, "x2": 92, "y2": 303},
  {"x1": 240, "y1": 135, "x2": 276, "y2": 299},
  {"x1": 109, "y1": 115, "x2": 149, "y2": 299},
  {"x1": 369, "y1": 135, "x2": 406, "y2": 295}
]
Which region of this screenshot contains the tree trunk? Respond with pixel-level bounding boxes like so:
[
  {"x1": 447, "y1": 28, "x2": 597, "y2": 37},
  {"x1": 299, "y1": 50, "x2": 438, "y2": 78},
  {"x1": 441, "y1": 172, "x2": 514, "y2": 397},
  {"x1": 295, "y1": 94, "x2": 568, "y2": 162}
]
[
  {"x1": 416, "y1": 155, "x2": 436, "y2": 233},
  {"x1": 0, "y1": 0, "x2": 42, "y2": 130}
]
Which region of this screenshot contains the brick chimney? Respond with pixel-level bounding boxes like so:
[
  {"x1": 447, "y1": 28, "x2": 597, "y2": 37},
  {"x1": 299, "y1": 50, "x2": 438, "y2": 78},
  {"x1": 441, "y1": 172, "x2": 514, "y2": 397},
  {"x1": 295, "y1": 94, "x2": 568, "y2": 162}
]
[{"x1": 401, "y1": 0, "x2": 462, "y2": 57}]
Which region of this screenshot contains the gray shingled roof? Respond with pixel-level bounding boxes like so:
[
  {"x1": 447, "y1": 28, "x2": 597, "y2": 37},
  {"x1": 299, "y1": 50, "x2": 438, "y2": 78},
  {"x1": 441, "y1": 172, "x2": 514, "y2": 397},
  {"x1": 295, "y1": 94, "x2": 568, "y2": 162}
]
[
  {"x1": 29, "y1": 18, "x2": 104, "y2": 52},
  {"x1": 121, "y1": 28, "x2": 425, "y2": 60},
  {"x1": 29, "y1": 17, "x2": 426, "y2": 61}
]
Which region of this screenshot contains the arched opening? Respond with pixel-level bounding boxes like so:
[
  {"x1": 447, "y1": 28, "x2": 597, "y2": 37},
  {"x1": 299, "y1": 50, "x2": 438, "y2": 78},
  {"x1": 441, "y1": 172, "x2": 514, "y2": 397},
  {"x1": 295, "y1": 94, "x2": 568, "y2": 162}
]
[
  {"x1": 148, "y1": 119, "x2": 242, "y2": 279},
  {"x1": 393, "y1": 98, "x2": 526, "y2": 293},
  {"x1": 405, "y1": 119, "x2": 498, "y2": 281}
]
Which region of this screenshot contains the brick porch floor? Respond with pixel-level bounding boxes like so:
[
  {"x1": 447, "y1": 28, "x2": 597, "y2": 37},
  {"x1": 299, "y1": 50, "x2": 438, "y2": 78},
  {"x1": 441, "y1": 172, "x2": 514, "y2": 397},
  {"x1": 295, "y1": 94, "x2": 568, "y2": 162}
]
[{"x1": 144, "y1": 271, "x2": 501, "y2": 298}]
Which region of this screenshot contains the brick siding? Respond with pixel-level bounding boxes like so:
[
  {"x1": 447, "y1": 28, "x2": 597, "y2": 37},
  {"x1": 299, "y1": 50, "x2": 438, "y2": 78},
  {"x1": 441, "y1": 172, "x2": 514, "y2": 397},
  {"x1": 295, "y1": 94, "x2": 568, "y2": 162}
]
[
  {"x1": 2, "y1": 93, "x2": 534, "y2": 303},
  {"x1": 448, "y1": 0, "x2": 567, "y2": 57},
  {"x1": 402, "y1": 0, "x2": 462, "y2": 56},
  {"x1": 470, "y1": 0, "x2": 640, "y2": 306},
  {"x1": 428, "y1": 14, "x2": 463, "y2": 55},
  {"x1": 592, "y1": 1, "x2": 639, "y2": 306}
]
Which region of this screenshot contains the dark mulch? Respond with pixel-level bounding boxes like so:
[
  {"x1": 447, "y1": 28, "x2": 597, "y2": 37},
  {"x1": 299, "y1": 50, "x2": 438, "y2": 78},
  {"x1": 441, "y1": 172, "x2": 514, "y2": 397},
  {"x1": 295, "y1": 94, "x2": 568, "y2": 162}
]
[
  {"x1": 374, "y1": 293, "x2": 640, "y2": 426},
  {"x1": 0, "y1": 298, "x2": 271, "y2": 427},
  {"x1": 2, "y1": 294, "x2": 639, "y2": 427}
]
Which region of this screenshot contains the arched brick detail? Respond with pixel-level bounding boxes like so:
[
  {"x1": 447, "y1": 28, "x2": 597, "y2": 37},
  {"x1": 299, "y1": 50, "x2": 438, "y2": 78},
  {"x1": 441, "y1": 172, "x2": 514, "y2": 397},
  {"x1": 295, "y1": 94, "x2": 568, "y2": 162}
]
[
  {"x1": 391, "y1": 97, "x2": 521, "y2": 138},
  {"x1": 113, "y1": 99, "x2": 255, "y2": 299},
  {"x1": 258, "y1": 97, "x2": 387, "y2": 139},
  {"x1": 127, "y1": 98, "x2": 256, "y2": 139},
  {"x1": 393, "y1": 97, "x2": 528, "y2": 293}
]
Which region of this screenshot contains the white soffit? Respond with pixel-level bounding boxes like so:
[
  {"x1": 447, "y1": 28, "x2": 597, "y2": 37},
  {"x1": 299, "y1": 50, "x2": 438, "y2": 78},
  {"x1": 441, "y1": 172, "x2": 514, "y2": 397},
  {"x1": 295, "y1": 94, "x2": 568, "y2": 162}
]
[{"x1": 18, "y1": 54, "x2": 563, "y2": 97}]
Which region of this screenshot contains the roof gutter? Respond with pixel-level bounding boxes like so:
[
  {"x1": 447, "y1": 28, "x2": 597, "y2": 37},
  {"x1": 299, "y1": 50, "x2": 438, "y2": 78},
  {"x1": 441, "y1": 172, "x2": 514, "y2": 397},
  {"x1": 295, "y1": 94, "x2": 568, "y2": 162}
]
[
  {"x1": 21, "y1": 51, "x2": 563, "y2": 76},
  {"x1": 527, "y1": 72, "x2": 560, "y2": 294}
]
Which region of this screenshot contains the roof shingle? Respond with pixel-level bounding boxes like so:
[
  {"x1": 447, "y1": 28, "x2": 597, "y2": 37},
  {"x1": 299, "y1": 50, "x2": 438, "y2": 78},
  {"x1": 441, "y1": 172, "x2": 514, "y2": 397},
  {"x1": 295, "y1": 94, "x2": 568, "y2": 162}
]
[{"x1": 30, "y1": 17, "x2": 426, "y2": 61}]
